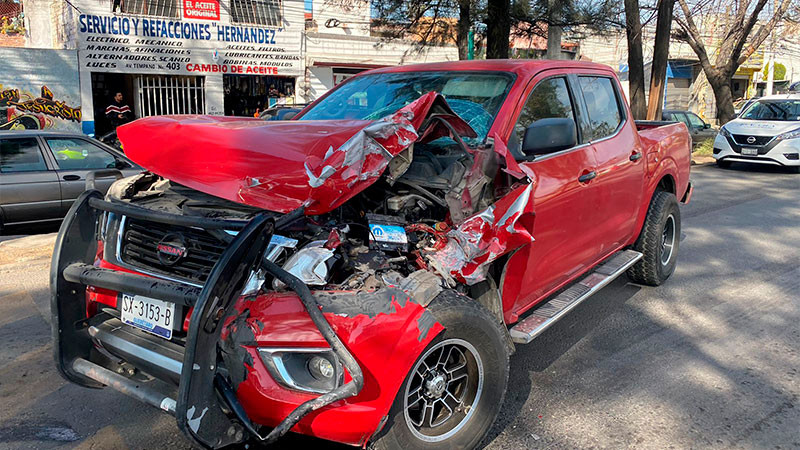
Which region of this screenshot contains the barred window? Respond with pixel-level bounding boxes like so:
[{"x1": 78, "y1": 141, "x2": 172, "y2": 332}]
[
  {"x1": 113, "y1": 0, "x2": 180, "y2": 18},
  {"x1": 230, "y1": 0, "x2": 282, "y2": 27}
]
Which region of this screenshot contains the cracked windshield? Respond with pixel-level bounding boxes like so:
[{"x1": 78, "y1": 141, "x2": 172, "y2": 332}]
[{"x1": 299, "y1": 71, "x2": 514, "y2": 144}]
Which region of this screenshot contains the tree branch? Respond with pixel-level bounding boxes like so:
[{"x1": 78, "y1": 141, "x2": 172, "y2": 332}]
[
  {"x1": 737, "y1": 0, "x2": 793, "y2": 65},
  {"x1": 674, "y1": 0, "x2": 715, "y2": 75}
]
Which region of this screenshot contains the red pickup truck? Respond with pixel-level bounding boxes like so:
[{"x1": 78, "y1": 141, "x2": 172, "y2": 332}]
[{"x1": 51, "y1": 60, "x2": 691, "y2": 449}]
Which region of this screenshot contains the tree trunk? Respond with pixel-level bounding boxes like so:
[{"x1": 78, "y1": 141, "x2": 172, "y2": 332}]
[
  {"x1": 486, "y1": 0, "x2": 510, "y2": 59},
  {"x1": 708, "y1": 72, "x2": 736, "y2": 124},
  {"x1": 546, "y1": 0, "x2": 562, "y2": 59},
  {"x1": 456, "y1": 0, "x2": 471, "y2": 60},
  {"x1": 546, "y1": 24, "x2": 562, "y2": 59},
  {"x1": 624, "y1": 0, "x2": 647, "y2": 119},
  {"x1": 646, "y1": 0, "x2": 674, "y2": 120}
]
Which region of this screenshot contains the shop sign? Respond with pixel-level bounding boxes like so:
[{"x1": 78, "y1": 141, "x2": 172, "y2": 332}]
[
  {"x1": 77, "y1": 13, "x2": 303, "y2": 77},
  {"x1": 183, "y1": 1, "x2": 220, "y2": 21}
]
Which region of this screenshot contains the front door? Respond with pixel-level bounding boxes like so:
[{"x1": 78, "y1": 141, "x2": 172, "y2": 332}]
[
  {"x1": 502, "y1": 74, "x2": 603, "y2": 314},
  {"x1": 0, "y1": 136, "x2": 62, "y2": 225},
  {"x1": 41, "y1": 137, "x2": 130, "y2": 213}
]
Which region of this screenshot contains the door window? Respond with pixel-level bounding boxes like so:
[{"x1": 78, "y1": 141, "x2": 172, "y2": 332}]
[
  {"x1": 0, "y1": 138, "x2": 47, "y2": 173},
  {"x1": 686, "y1": 112, "x2": 706, "y2": 130},
  {"x1": 46, "y1": 138, "x2": 117, "y2": 170},
  {"x1": 511, "y1": 77, "x2": 575, "y2": 152},
  {"x1": 578, "y1": 76, "x2": 623, "y2": 141}
]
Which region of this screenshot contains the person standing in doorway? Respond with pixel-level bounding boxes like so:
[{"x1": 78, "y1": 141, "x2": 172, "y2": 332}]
[{"x1": 105, "y1": 92, "x2": 134, "y2": 129}]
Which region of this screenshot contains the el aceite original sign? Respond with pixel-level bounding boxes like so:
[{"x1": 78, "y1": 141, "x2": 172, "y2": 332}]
[{"x1": 183, "y1": 0, "x2": 220, "y2": 21}]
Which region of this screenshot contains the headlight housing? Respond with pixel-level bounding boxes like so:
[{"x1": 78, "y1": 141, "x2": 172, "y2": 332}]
[
  {"x1": 719, "y1": 126, "x2": 732, "y2": 138},
  {"x1": 258, "y1": 348, "x2": 343, "y2": 394},
  {"x1": 775, "y1": 127, "x2": 800, "y2": 142}
]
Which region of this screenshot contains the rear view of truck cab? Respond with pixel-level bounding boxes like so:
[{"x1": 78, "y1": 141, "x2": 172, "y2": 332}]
[{"x1": 51, "y1": 60, "x2": 691, "y2": 450}]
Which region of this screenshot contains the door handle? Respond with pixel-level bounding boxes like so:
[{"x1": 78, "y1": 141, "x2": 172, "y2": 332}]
[
  {"x1": 62, "y1": 175, "x2": 81, "y2": 181},
  {"x1": 630, "y1": 152, "x2": 643, "y2": 161},
  {"x1": 578, "y1": 171, "x2": 597, "y2": 183}
]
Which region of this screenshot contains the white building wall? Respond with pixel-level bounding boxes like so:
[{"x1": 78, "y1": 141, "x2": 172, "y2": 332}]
[
  {"x1": 310, "y1": 0, "x2": 370, "y2": 37},
  {"x1": 21, "y1": 0, "x2": 53, "y2": 48},
  {"x1": 303, "y1": 32, "x2": 458, "y2": 102}
]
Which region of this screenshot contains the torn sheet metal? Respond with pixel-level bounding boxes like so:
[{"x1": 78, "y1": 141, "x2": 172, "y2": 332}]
[
  {"x1": 223, "y1": 283, "x2": 445, "y2": 445},
  {"x1": 425, "y1": 182, "x2": 535, "y2": 285},
  {"x1": 116, "y1": 93, "x2": 478, "y2": 215}
]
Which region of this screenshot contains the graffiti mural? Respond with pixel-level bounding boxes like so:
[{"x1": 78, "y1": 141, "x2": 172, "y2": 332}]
[
  {"x1": 0, "y1": 85, "x2": 82, "y2": 130},
  {"x1": 0, "y1": 48, "x2": 81, "y2": 132}
]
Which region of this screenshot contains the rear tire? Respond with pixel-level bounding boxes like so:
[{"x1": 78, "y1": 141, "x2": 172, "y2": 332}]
[
  {"x1": 369, "y1": 290, "x2": 509, "y2": 450},
  {"x1": 627, "y1": 190, "x2": 681, "y2": 286}
]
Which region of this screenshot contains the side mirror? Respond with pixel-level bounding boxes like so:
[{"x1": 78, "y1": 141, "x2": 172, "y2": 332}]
[
  {"x1": 114, "y1": 159, "x2": 129, "y2": 169},
  {"x1": 703, "y1": 123, "x2": 711, "y2": 129},
  {"x1": 522, "y1": 118, "x2": 578, "y2": 157}
]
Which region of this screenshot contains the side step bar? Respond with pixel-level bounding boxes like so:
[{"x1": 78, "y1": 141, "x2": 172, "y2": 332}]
[{"x1": 510, "y1": 249, "x2": 643, "y2": 344}]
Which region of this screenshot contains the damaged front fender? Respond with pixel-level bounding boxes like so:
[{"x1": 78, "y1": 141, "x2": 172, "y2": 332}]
[{"x1": 220, "y1": 271, "x2": 446, "y2": 446}]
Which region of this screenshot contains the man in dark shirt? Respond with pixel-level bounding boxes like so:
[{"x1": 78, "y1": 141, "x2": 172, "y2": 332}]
[{"x1": 105, "y1": 92, "x2": 134, "y2": 129}]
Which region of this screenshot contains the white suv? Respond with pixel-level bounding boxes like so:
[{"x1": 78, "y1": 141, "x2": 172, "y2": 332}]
[{"x1": 714, "y1": 94, "x2": 800, "y2": 171}]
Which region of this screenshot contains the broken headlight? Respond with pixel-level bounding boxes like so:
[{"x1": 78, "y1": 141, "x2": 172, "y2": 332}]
[{"x1": 258, "y1": 348, "x2": 343, "y2": 394}]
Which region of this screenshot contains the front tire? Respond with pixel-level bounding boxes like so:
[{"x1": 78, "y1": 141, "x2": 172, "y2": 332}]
[
  {"x1": 627, "y1": 190, "x2": 681, "y2": 286},
  {"x1": 716, "y1": 159, "x2": 731, "y2": 169},
  {"x1": 369, "y1": 290, "x2": 509, "y2": 450}
]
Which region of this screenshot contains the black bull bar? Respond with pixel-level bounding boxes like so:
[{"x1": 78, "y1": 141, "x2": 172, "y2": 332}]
[{"x1": 51, "y1": 190, "x2": 364, "y2": 448}]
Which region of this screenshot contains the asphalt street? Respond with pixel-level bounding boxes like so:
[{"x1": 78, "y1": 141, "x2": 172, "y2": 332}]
[{"x1": 0, "y1": 162, "x2": 798, "y2": 449}]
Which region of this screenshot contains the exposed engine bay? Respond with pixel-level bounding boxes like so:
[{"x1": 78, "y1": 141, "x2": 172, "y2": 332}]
[{"x1": 106, "y1": 134, "x2": 508, "y2": 296}]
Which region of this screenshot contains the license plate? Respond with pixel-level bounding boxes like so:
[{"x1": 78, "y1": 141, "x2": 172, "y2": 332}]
[
  {"x1": 119, "y1": 293, "x2": 176, "y2": 339},
  {"x1": 741, "y1": 147, "x2": 759, "y2": 156}
]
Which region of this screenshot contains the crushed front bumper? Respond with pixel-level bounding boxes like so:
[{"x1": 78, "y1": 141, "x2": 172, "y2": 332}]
[{"x1": 51, "y1": 190, "x2": 368, "y2": 448}]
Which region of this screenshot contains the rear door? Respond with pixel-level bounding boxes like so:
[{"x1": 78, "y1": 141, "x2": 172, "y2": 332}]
[
  {"x1": 575, "y1": 74, "x2": 645, "y2": 252},
  {"x1": 504, "y1": 73, "x2": 603, "y2": 311},
  {"x1": 0, "y1": 136, "x2": 62, "y2": 225},
  {"x1": 42, "y1": 136, "x2": 136, "y2": 213}
]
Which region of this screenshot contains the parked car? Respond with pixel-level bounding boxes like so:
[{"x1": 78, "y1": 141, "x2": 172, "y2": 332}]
[
  {"x1": 0, "y1": 131, "x2": 141, "y2": 232},
  {"x1": 662, "y1": 109, "x2": 716, "y2": 147},
  {"x1": 258, "y1": 104, "x2": 307, "y2": 121},
  {"x1": 51, "y1": 60, "x2": 692, "y2": 449},
  {"x1": 714, "y1": 94, "x2": 800, "y2": 171}
]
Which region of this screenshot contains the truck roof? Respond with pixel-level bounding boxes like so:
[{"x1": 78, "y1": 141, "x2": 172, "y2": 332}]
[{"x1": 362, "y1": 59, "x2": 616, "y2": 78}]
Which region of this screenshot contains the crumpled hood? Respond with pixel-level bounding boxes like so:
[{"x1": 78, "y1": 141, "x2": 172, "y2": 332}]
[
  {"x1": 117, "y1": 93, "x2": 477, "y2": 215},
  {"x1": 724, "y1": 119, "x2": 800, "y2": 136}
]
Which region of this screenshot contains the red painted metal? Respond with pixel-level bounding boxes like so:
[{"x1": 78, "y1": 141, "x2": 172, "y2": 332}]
[{"x1": 117, "y1": 93, "x2": 474, "y2": 215}]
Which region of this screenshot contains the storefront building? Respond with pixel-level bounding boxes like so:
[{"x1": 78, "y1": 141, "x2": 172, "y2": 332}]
[
  {"x1": 72, "y1": 0, "x2": 304, "y2": 136},
  {"x1": 3, "y1": 0, "x2": 457, "y2": 134}
]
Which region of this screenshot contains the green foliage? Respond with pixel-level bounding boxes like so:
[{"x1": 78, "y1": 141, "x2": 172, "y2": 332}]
[
  {"x1": 766, "y1": 63, "x2": 788, "y2": 81},
  {"x1": 694, "y1": 138, "x2": 714, "y2": 156}
]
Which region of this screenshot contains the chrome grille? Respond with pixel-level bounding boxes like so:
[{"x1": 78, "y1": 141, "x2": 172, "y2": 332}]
[{"x1": 118, "y1": 217, "x2": 227, "y2": 284}]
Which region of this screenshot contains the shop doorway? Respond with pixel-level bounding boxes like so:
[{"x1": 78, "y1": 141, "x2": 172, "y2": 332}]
[
  {"x1": 223, "y1": 75, "x2": 296, "y2": 117},
  {"x1": 90, "y1": 72, "x2": 135, "y2": 137},
  {"x1": 91, "y1": 73, "x2": 206, "y2": 137}
]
